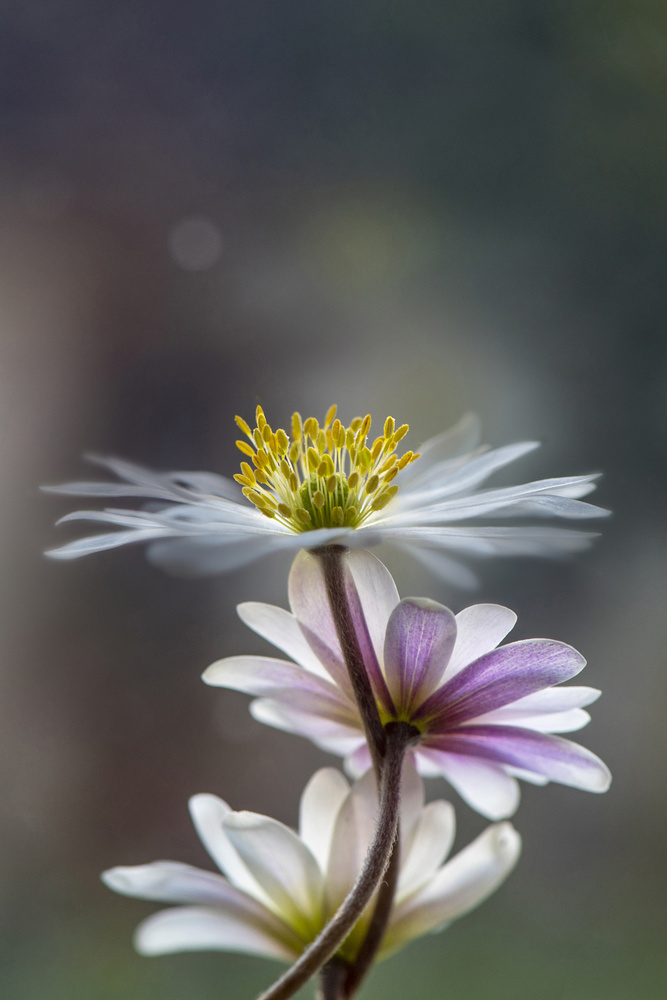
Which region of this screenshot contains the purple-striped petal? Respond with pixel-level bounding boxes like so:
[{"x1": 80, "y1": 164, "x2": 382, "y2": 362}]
[
  {"x1": 383, "y1": 599, "x2": 457, "y2": 714},
  {"x1": 416, "y1": 639, "x2": 585, "y2": 725},
  {"x1": 343, "y1": 552, "x2": 397, "y2": 713},
  {"x1": 428, "y1": 725, "x2": 611, "y2": 792}
]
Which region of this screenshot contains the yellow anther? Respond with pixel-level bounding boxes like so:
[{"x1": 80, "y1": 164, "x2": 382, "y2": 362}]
[
  {"x1": 233, "y1": 474, "x2": 253, "y2": 487},
  {"x1": 383, "y1": 466, "x2": 398, "y2": 483},
  {"x1": 236, "y1": 440, "x2": 256, "y2": 458},
  {"x1": 331, "y1": 418, "x2": 341, "y2": 440},
  {"x1": 332, "y1": 506, "x2": 344, "y2": 525},
  {"x1": 240, "y1": 462, "x2": 256, "y2": 483},
  {"x1": 289, "y1": 441, "x2": 300, "y2": 463},
  {"x1": 378, "y1": 455, "x2": 397, "y2": 474},
  {"x1": 370, "y1": 485, "x2": 398, "y2": 510},
  {"x1": 411, "y1": 452, "x2": 421, "y2": 462},
  {"x1": 243, "y1": 488, "x2": 262, "y2": 504},
  {"x1": 254, "y1": 449, "x2": 269, "y2": 468},
  {"x1": 280, "y1": 459, "x2": 291, "y2": 478},
  {"x1": 360, "y1": 414, "x2": 372, "y2": 437},
  {"x1": 384, "y1": 416, "x2": 395, "y2": 438},
  {"x1": 317, "y1": 460, "x2": 328, "y2": 477},
  {"x1": 346, "y1": 429, "x2": 356, "y2": 451},
  {"x1": 371, "y1": 438, "x2": 383, "y2": 460},
  {"x1": 292, "y1": 412, "x2": 303, "y2": 440},
  {"x1": 304, "y1": 417, "x2": 318, "y2": 438},
  {"x1": 235, "y1": 415, "x2": 253, "y2": 437},
  {"x1": 346, "y1": 504, "x2": 358, "y2": 522},
  {"x1": 325, "y1": 429, "x2": 334, "y2": 452},
  {"x1": 313, "y1": 490, "x2": 325, "y2": 508},
  {"x1": 350, "y1": 417, "x2": 362, "y2": 433},
  {"x1": 324, "y1": 404, "x2": 337, "y2": 427},
  {"x1": 393, "y1": 424, "x2": 409, "y2": 443},
  {"x1": 316, "y1": 429, "x2": 326, "y2": 452},
  {"x1": 277, "y1": 503, "x2": 292, "y2": 518},
  {"x1": 397, "y1": 451, "x2": 413, "y2": 470},
  {"x1": 262, "y1": 424, "x2": 272, "y2": 443},
  {"x1": 326, "y1": 475, "x2": 337, "y2": 493},
  {"x1": 366, "y1": 474, "x2": 380, "y2": 494},
  {"x1": 307, "y1": 447, "x2": 320, "y2": 471},
  {"x1": 276, "y1": 429, "x2": 289, "y2": 453},
  {"x1": 258, "y1": 506, "x2": 276, "y2": 519},
  {"x1": 253, "y1": 428, "x2": 263, "y2": 449},
  {"x1": 254, "y1": 469, "x2": 268, "y2": 485},
  {"x1": 295, "y1": 507, "x2": 312, "y2": 526},
  {"x1": 359, "y1": 446, "x2": 372, "y2": 470},
  {"x1": 348, "y1": 471, "x2": 359, "y2": 489},
  {"x1": 256, "y1": 406, "x2": 266, "y2": 430},
  {"x1": 289, "y1": 472, "x2": 298, "y2": 491}
]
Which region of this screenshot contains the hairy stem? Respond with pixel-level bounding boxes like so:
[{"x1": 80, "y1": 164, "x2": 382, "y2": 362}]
[
  {"x1": 256, "y1": 724, "x2": 413, "y2": 1000},
  {"x1": 316, "y1": 544, "x2": 386, "y2": 776},
  {"x1": 343, "y1": 831, "x2": 400, "y2": 998}
]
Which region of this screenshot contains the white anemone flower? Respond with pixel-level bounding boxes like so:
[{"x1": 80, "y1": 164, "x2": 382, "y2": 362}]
[
  {"x1": 45, "y1": 407, "x2": 608, "y2": 587},
  {"x1": 203, "y1": 549, "x2": 611, "y2": 821},
  {"x1": 102, "y1": 763, "x2": 521, "y2": 965}
]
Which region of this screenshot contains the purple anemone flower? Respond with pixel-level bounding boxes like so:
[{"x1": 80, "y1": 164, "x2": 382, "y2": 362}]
[{"x1": 204, "y1": 549, "x2": 611, "y2": 820}]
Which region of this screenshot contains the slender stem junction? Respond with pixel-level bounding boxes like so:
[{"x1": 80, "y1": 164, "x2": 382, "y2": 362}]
[{"x1": 256, "y1": 723, "x2": 414, "y2": 1000}]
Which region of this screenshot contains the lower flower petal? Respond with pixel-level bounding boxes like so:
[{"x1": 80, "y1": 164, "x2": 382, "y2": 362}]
[
  {"x1": 397, "y1": 801, "x2": 456, "y2": 900},
  {"x1": 445, "y1": 604, "x2": 517, "y2": 679},
  {"x1": 135, "y1": 905, "x2": 299, "y2": 960},
  {"x1": 298, "y1": 769, "x2": 350, "y2": 872},
  {"x1": 382, "y1": 823, "x2": 521, "y2": 956}
]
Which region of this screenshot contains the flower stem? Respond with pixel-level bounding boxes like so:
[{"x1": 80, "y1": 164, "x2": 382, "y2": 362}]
[
  {"x1": 255, "y1": 723, "x2": 415, "y2": 1000},
  {"x1": 316, "y1": 544, "x2": 386, "y2": 776},
  {"x1": 342, "y1": 831, "x2": 400, "y2": 998},
  {"x1": 317, "y1": 958, "x2": 349, "y2": 1000}
]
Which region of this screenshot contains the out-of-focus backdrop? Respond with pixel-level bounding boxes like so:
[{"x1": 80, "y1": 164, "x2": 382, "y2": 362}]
[{"x1": 1, "y1": 2, "x2": 665, "y2": 998}]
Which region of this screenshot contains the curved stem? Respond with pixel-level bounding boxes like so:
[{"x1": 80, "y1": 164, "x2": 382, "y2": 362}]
[
  {"x1": 256, "y1": 724, "x2": 413, "y2": 1000},
  {"x1": 316, "y1": 545, "x2": 386, "y2": 777},
  {"x1": 343, "y1": 831, "x2": 400, "y2": 998}
]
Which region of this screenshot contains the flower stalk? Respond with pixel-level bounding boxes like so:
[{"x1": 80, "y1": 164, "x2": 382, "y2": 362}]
[
  {"x1": 317, "y1": 544, "x2": 386, "y2": 776},
  {"x1": 256, "y1": 721, "x2": 417, "y2": 1000}
]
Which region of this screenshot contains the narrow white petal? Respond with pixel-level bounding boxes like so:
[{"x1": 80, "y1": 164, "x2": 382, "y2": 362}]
[
  {"x1": 383, "y1": 823, "x2": 521, "y2": 954},
  {"x1": 222, "y1": 812, "x2": 324, "y2": 931},
  {"x1": 249, "y1": 699, "x2": 364, "y2": 756},
  {"x1": 325, "y1": 769, "x2": 378, "y2": 914},
  {"x1": 135, "y1": 905, "x2": 297, "y2": 960},
  {"x1": 398, "y1": 442, "x2": 540, "y2": 504},
  {"x1": 419, "y1": 750, "x2": 521, "y2": 820},
  {"x1": 103, "y1": 862, "x2": 244, "y2": 905},
  {"x1": 298, "y1": 769, "x2": 350, "y2": 872},
  {"x1": 188, "y1": 795, "x2": 269, "y2": 904},
  {"x1": 237, "y1": 603, "x2": 331, "y2": 678},
  {"x1": 397, "y1": 801, "x2": 456, "y2": 901},
  {"x1": 446, "y1": 604, "x2": 517, "y2": 679}
]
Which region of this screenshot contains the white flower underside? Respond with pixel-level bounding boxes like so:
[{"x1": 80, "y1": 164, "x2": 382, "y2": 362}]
[
  {"x1": 203, "y1": 548, "x2": 611, "y2": 820},
  {"x1": 45, "y1": 414, "x2": 609, "y2": 586},
  {"x1": 102, "y1": 764, "x2": 521, "y2": 963}
]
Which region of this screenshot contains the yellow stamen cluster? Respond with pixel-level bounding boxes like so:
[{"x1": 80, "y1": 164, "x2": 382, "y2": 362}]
[{"x1": 233, "y1": 404, "x2": 420, "y2": 532}]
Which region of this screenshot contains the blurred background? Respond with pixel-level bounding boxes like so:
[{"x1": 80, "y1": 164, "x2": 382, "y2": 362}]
[{"x1": 1, "y1": 1, "x2": 666, "y2": 997}]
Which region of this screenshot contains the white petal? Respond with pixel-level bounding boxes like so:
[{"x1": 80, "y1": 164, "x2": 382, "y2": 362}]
[
  {"x1": 249, "y1": 699, "x2": 364, "y2": 756},
  {"x1": 397, "y1": 757, "x2": 426, "y2": 845},
  {"x1": 397, "y1": 801, "x2": 456, "y2": 901},
  {"x1": 344, "y1": 549, "x2": 400, "y2": 666},
  {"x1": 298, "y1": 769, "x2": 350, "y2": 872},
  {"x1": 222, "y1": 812, "x2": 324, "y2": 932},
  {"x1": 325, "y1": 770, "x2": 378, "y2": 914},
  {"x1": 383, "y1": 823, "x2": 521, "y2": 954},
  {"x1": 446, "y1": 604, "x2": 517, "y2": 679},
  {"x1": 397, "y1": 442, "x2": 540, "y2": 505},
  {"x1": 404, "y1": 414, "x2": 482, "y2": 475},
  {"x1": 419, "y1": 750, "x2": 521, "y2": 820},
  {"x1": 236, "y1": 603, "x2": 331, "y2": 678},
  {"x1": 188, "y1": 794, "x2": 269, "y2": 904},
  {"x1": 103, "y1": 861, "x2": 245, "y2": 905},
  {"x1": 135, "y1": 905, "x2": 297, "y2": 960},
  {"x1": 478, "y1": 708, "x2": 592, "y2": 733}
]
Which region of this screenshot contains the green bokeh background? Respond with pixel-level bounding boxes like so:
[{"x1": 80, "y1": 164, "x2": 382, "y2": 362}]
[{"x1": 1, "y1": 2, "x2": 666, "y2": 997}]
